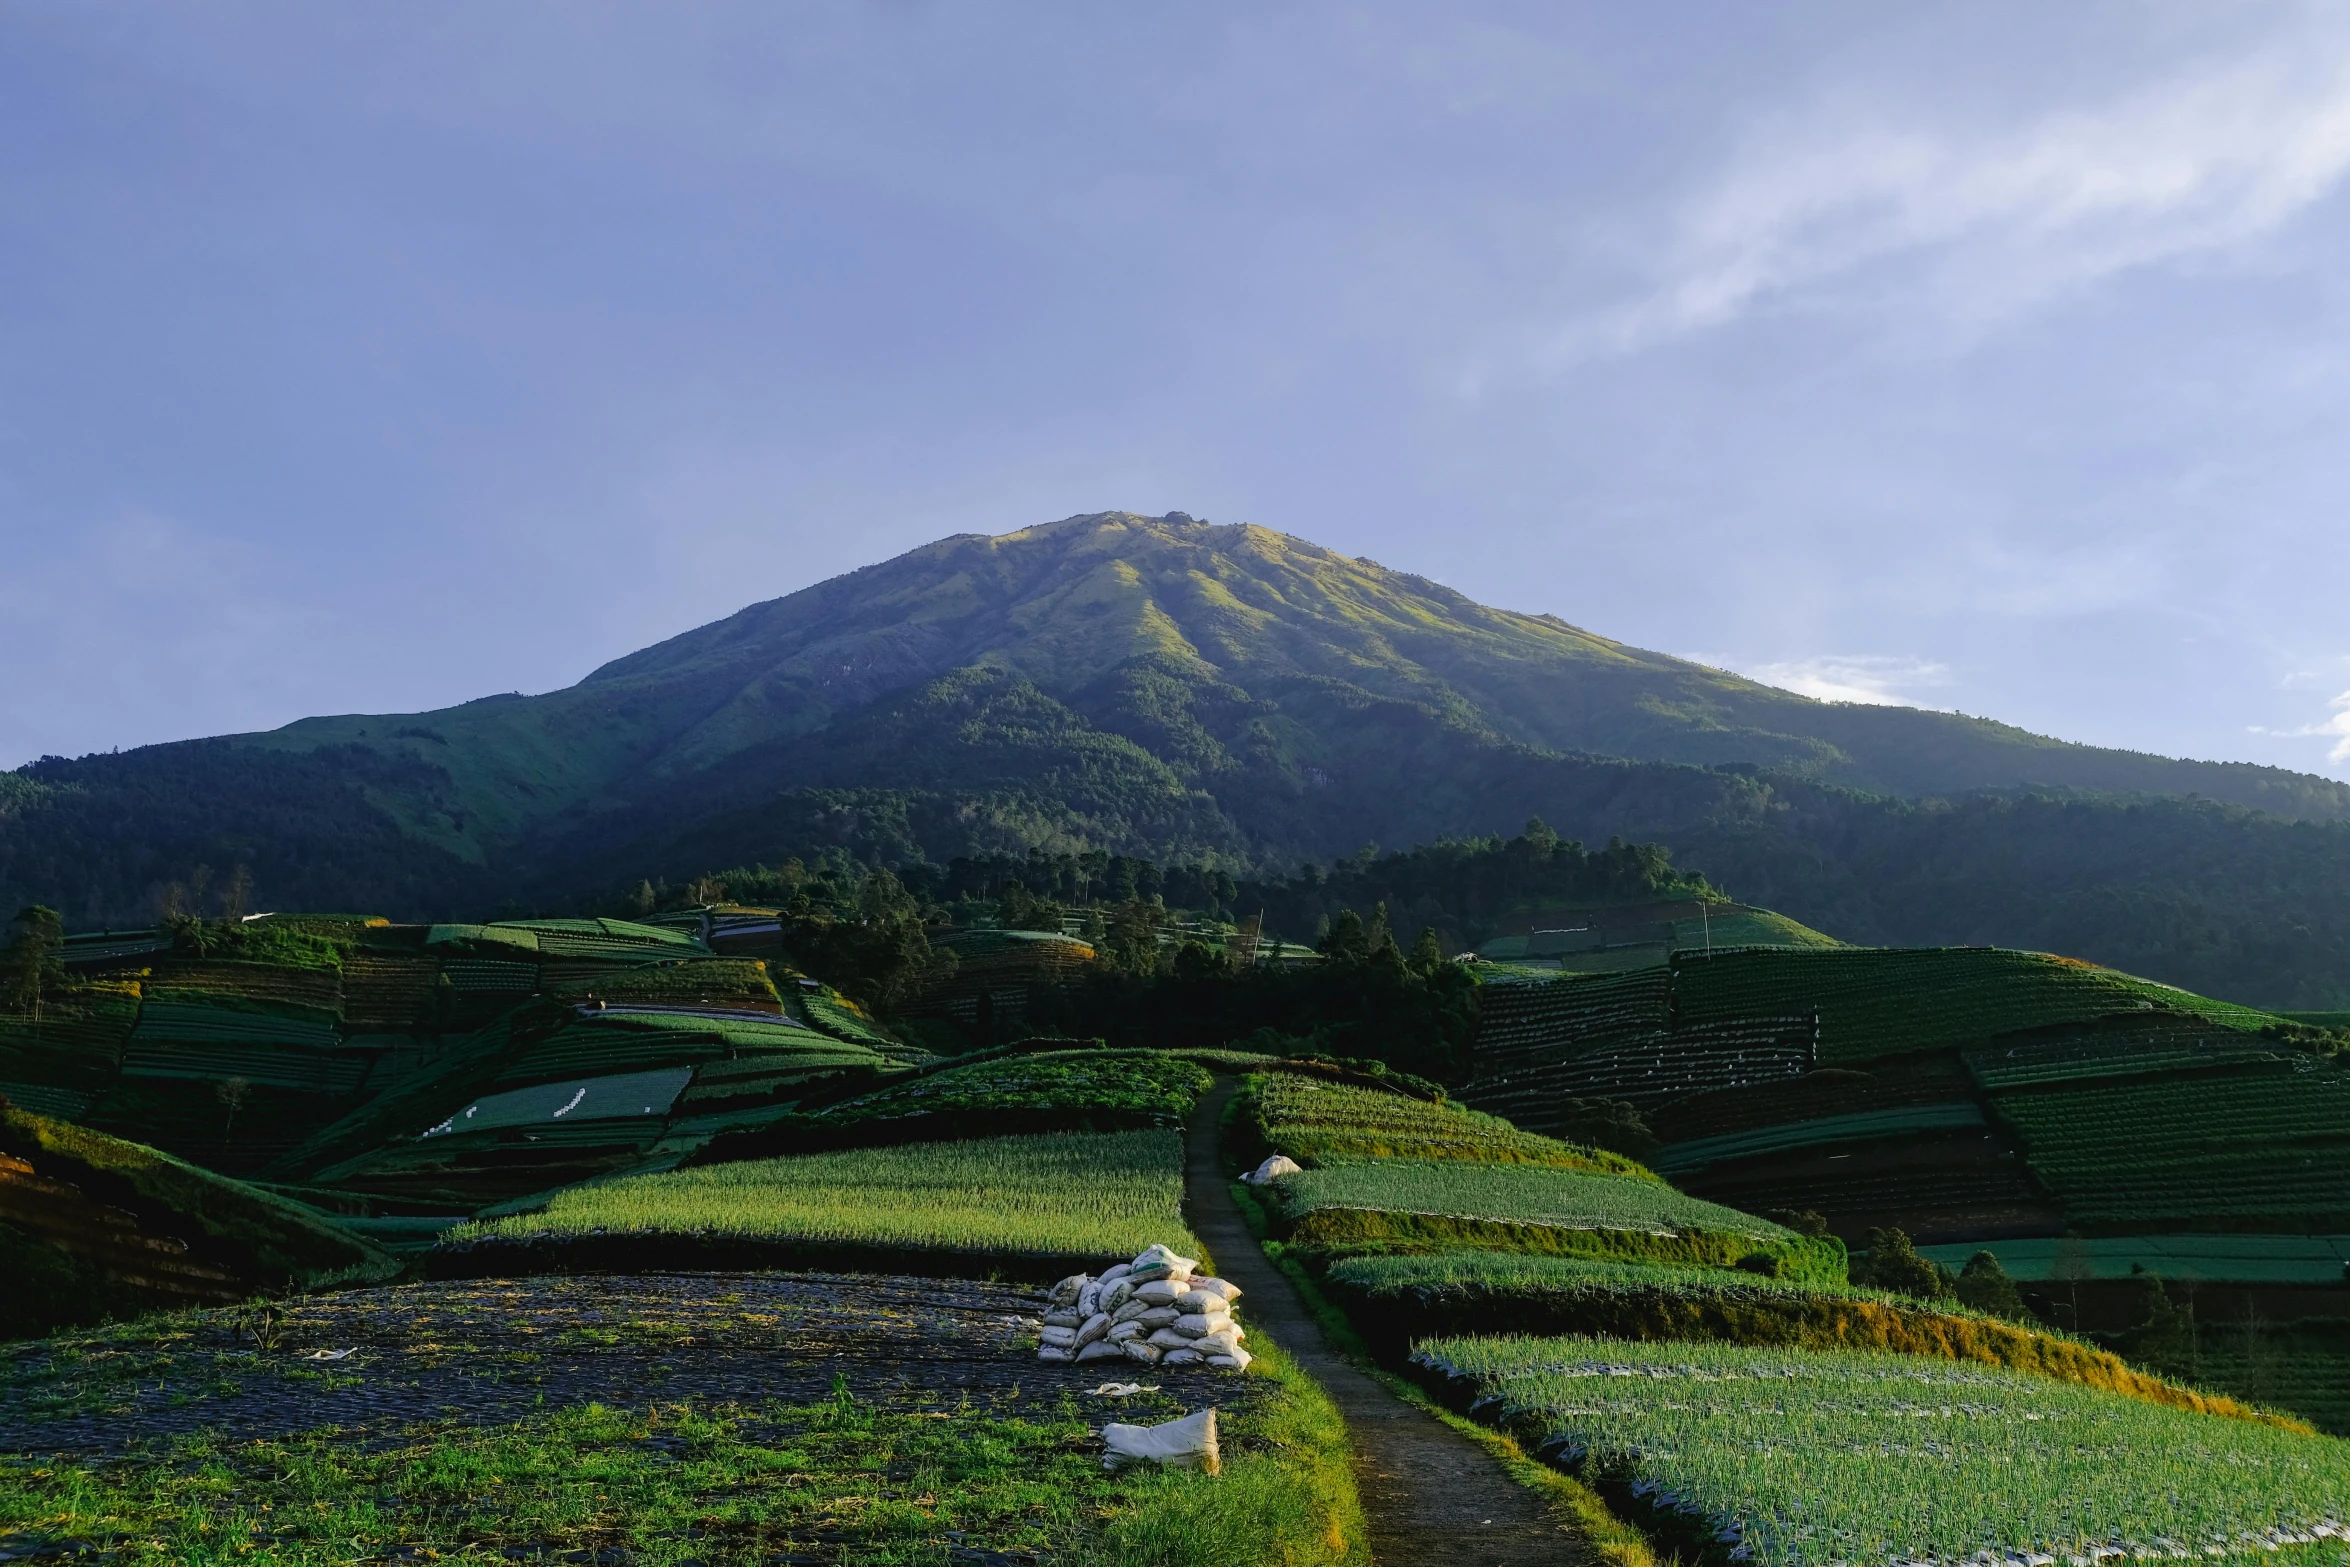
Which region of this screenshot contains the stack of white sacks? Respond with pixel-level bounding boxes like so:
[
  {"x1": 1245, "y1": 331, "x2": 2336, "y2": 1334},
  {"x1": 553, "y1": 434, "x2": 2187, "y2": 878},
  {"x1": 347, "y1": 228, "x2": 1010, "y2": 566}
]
[{"x1": 1037, "y1": 1244, "x2": 1250, "y2": 1371}]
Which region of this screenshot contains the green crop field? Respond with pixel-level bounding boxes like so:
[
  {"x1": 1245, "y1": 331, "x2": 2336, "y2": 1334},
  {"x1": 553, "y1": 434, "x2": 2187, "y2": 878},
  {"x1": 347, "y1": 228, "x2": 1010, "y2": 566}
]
[
  {"x1": 1251, "y1": 1073, "x2": 1648, "y2": 1173},
  {"x1": 1329, "y1": 1250, "x2": 1881, "y2": 1300},
  {"x1": 810, "y1": 1049, "x2": 1210, "y2": 1129},
  {"x1": 1994, "y1": 1065, "x2": 2350, "y2": 1225},
  {"x1": 1260, "y1": 1158, "x2": 1832, "y2": 1278},
  {"x1": 1417, "y1": 1335, "x2": 2350, "y2": 1567},
  {"x1": 1652, "y1": 1102, "x2": 1986, "y2": 1173},
  {"x1": 1672, "y1": 947, "x2": 2277, "y2": 1067},
  {"x1": 1917, "y1": 1233, "x2": 2350, "y2": 1283},
  {"x1": 459, "y1": 1129, "x2": 1197, "y2": 1260}
]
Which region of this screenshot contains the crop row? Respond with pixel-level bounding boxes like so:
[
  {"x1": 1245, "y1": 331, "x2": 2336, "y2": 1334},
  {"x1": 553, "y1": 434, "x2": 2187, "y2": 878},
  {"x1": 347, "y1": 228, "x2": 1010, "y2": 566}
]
[
  {"x1": 1415, "y1": 1334, "x2": 2350, "y2": 1567},
  {"x1": 1995, "y1": 1067, "x2": 2350, "y2": 1173},
  {"x1": 1652, "y1": 1101, "x2": 1986, "y2": 1174},
  {"x1": 1252, "y1": 1074, "x2": 1630, "y2": 1171},
  {"x1": 2029, "y1": 1156, "x2": 2350, "y2": 1227},
  {"x1": 1671, "y1": 946, "x2": 2273, "y2": 1066},
  {"x1": 457, "y1": 1128, "x2": 1197, "y2": 1260},
  {"x1": 1965, "y1": 1029, "x2": 2288, "y2": 1090}
]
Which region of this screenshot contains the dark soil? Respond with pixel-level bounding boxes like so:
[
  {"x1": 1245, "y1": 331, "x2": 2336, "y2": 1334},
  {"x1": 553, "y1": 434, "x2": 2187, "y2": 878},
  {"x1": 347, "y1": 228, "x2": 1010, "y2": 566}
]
[
  {"x1": 1, "y1": 1271, "x2": 1266, "y2": 1458},
  {"x1": 1188, "y1": 1080, "x2": 1604, "y2": 1567}
]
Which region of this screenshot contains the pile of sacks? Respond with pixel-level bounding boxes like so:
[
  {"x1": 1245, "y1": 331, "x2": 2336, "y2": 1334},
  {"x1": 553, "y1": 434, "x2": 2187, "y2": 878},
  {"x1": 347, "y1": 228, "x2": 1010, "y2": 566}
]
[{"x1": 1038, "y1": 1244, "x2": 1250, "y2": 1371}]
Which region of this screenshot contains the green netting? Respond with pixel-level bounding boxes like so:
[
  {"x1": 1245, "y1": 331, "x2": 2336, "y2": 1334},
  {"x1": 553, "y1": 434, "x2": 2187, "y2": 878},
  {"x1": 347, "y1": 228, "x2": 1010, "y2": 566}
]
[
  {"x1": 490, "y1": 1020, "x2": 731, "y2": 1087},
  {"x1": 120, "y1": 1039, "x2": 371, "y2": 1093},
  {"x1": 1652, "y1": 1102, "x2": 1987, "y2": 1174},
  {"x1": 0, "y1": 1082, "x2": 96, "y2": 1119},
  {"x1": 132, "y1": 999, "x2": 341, "y2": 1051},
  {"x1": 427, "y1": 923, "x2": 541, "y2": 954},
  {"x1": 420, "y1": 1067, "x2": 695, "y2": 1138}
]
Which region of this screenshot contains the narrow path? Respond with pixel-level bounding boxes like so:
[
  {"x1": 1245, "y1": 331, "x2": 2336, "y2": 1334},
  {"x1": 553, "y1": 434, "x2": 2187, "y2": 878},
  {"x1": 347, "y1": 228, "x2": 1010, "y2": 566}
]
[{"x1": 1186, "y1": 1081, "x2": 1596, "y2": 1566}]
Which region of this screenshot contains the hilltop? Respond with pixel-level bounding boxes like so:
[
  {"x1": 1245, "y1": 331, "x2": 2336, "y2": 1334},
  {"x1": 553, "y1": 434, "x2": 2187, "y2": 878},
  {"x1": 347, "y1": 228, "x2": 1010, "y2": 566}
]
[{"x1": 8, "y1": 511, "x2": 2350, "y2": 1005}]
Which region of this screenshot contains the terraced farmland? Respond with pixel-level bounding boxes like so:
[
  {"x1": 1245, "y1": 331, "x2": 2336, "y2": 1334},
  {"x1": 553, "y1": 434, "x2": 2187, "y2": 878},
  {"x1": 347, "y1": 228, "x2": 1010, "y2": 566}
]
[
  {"x1": 453, "y1": 1128, "x2": 1196, "y2": 1273},
  {"x1": 1416, "y1": 1335, "x2": 2346, "y2": 1567},
  {"x1": 1993, "y1": 1063, "x2": 2350, "y2": 1226},
  {"x1": 1251, "y1": 1073, "x2": 1645, "y2": 1172}
]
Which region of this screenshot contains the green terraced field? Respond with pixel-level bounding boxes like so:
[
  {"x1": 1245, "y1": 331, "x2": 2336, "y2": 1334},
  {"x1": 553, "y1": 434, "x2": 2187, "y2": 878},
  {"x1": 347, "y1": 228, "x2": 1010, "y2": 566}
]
[
  {"x1": 1965, "y1": 1029, "x2": 2292, "y2": 1089},
  {"x1": 1651, "y1": 1102, "x2": 1986, "y2": 1173},
  {"x1": 1917, "y1": 1233, "x2": 2350, "y2": 1283},
  {"x1": 1417, "y1": 1335, "x2": 2350, "y2": 1567},
  {"x1": 808, "y1": 1049, "x2": 1210, "y2": 1131},
  {"x1": 1266, "y1": 1159, "x2": 1791, "y2": 1238},
  {"x1": 1994, "y1": 1065, "x2": 2350, "y2": 1224},
  {"x1": 460, "y1": 1129, "x2": 1197, "y2": 1260},
  {"x1": 1673, "y1": 946, "x2": 2277, "y2": 1067},
  {"x1": 1252, "y1": 1073, "x2": 1647, "y2": 1173}
]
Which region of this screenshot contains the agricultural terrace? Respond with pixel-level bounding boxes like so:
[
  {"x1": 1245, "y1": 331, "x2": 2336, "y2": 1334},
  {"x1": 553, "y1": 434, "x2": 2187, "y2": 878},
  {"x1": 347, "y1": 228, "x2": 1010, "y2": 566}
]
[
  {"x1": 1417, "y1": 1335, "x2": 2350, "y2": 1567},
  {"x1": 458, "y1": 1129, "x2": 1198, "y2": 1263},
  {"x1": 1322, "y1": 1252, "x2": 2269, "y2": 1420},
  {"x1": 1258, "y1": 1158, "x2": 1839, "y2": 1279},
  {"x1": 1248, "y1": 1072, "x2": 1650, "y2": 1173},
  {"x1": 1671, "y1": 946, "x2": 2277, "y2": 1067},
  {"x1": 818, "y1": 1049, "x2": 1210, "y2": 1127},
  {"x1": 1992, "y1": 1063, "x2": 2350, "y2": 1227}
]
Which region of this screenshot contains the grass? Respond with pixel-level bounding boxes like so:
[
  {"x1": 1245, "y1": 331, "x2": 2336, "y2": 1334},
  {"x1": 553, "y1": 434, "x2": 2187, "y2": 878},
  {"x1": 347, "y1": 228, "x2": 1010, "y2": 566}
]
[
  {"x1": 1417, "y1": 1334, "x2": 2350, "y2": 1567},
  {"x1": 0, "y1": 1374, "x2": 1360, "y2": 1566},
  {"x1": 1260, "y1": 1158, "x2": 1842, "y2": 1279},
  {"x1": 1247, "y1": 1074, "x2": 1650, "y2": 1176},
  {"x1": 1322, "y1": 1251, "x2": 2286, "y2": 1425},
  {"x1": 458, "y1": 1129, "x2": 1200, "y2": 1260},
  {"x1": 809, "y1": 1049, "x2": 1211, "y2": 1132}
]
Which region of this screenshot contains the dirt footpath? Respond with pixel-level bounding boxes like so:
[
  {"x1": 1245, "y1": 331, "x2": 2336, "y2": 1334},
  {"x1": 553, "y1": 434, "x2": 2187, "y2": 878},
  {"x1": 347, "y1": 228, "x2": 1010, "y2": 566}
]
[{"x1": 1187, "y1": 1080, "x2": 1602, "y2": 1567}]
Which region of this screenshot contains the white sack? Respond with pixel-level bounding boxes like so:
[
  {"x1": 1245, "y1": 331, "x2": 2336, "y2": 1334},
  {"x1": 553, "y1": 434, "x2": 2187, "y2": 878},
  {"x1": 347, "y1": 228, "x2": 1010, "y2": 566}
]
[
  {"x1": 1127, "y1": 1244, "x2": 1196, "y2": 1284},
  {"x1": 1076, "y1": 1340, "x2": 1127, "y2": 1363},
  {"x1": 1134, "y1": 1306, "x2": 1179, "y2": 1329},
  {"x1": 1122, "y1": 1338, "x2": 1163, "y2": 1365},
  {"x1": 1107, "y1": 1320, "x2": 1144, "y2": 1343},
  {"x1": 1040, "y1": 1326, "x2": 1078, "y2": 1349},
  {"x1": 1162, "y1": 1347, "x2": 1203, "y2": 1366},
  {"x1": 1187, "y1": 1278, "x2": 1241, "y2": 1304},
  {"x1": 1111, "y1": 1299, "x2": 1152, "y2": 1326},
  {"x1": 1172, "y1": 1311, "x2": 1229, "y2": 1339},
  {"x1": 1131, "y1": 1279, "x2": 1183, "y2": 1307},
  {"x1": 1038, "y1": 1346, "x2": 1074, "y2": 1363},
  {"x1": 1208, "y1": 1349, "x2": 1253, "y2": 1371},
  {"x1": 1146, "y1": 1326, "x2": 1190, "y2": 1350},
  {"x1": 1101, "y1": 1279, "x2": 1136, "y2": 1315},
  {"x1": 1243, "y1": 1154, "x2": 1301, "y2": 1185},
  {"x1": 1043, "y1": 1309, "x2": 1083, "y2": 1329},
  {"x1": 1099, "y1": 1263, "x2": 1132, "y2": 1285},
  {"x1": 1102, "y1": 1408, "x2": 1219, "y2": 1474},
  {"x1": 1078, "y1": 1282, "x2": 1103, "y2": 1317},
  {"x1": 1074, "y1": 1312, "x2": 1111, "y2": 1348},
  {"x1": 1051, "y1": 1273, "x2": 1089, "y2": 1308},
  {"x1": 1196, "y1": 1327, "x2": 1243, "y2": 1357}
]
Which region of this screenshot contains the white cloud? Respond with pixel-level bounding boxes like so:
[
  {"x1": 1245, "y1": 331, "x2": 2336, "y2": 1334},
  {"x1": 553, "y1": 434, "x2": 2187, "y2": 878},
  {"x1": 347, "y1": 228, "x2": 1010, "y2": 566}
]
[
  {"x1": 1687, "y1": 653, "x2": 1954, "y2": 708},
  {"x1": 1583, "y1": 17, "x2": 2350, "y2": 352},
  {"x1": 2254, "y1": 688, "x2": 2350, "y2": 761}
]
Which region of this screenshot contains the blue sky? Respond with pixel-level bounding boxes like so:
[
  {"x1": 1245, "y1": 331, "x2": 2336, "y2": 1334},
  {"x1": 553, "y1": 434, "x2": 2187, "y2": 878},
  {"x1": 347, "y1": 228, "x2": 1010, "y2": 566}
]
[{"x1": 6, "y1": 2, "x2": 2350, "y2": 779}]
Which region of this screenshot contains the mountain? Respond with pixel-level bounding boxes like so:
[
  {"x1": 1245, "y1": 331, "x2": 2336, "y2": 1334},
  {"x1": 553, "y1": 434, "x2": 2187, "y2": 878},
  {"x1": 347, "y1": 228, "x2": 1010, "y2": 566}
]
[{"x1": 8, "y1": 511, "x2": 2350, "y2": 1004}]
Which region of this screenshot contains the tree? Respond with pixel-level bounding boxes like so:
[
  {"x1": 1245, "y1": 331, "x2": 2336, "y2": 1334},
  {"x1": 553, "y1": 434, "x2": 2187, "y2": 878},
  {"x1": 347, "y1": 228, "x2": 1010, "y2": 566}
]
[
  {"x1": 216, "y1": 1075, "x2": 251, "y2": 1152},
  {"x1": 2115, "y1": 1270, "x2": 2194, "y2": 1381},
  {"x1": 1407, "y1": 925, "x2": 1446, "y2": 975},
  {"x1": 1320, "y1": 910, "x2": 1370, "y2": 964},
  {"x1": 1954, "y1": 1251, "x2": 2030, "y2": 1321},
  {"x1": 2, "y1": 906, "x2": 64, "y2": 1021},
  {"x1": 1172, "y1": 940, "x2": 1227, "y2": 982},
  {"x1": 1556, "y1": 1096, "x2": 1658, "y2": 1161},
  {"x1": 1856, "y1": 1226, "x2": 1954, "y2": 1301}
]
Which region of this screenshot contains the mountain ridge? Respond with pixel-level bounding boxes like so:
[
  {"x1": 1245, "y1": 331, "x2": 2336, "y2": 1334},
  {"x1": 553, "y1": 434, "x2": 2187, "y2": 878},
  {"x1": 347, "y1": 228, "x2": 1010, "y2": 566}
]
[{"x1": 8, "y1": 511, "x2": 2350, "y2": 1006}]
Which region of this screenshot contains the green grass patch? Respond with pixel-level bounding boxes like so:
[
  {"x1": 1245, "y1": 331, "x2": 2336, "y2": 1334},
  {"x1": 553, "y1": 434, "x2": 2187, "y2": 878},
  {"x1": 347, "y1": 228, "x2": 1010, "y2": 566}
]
[
  {"x1": 456, "y1": 1129, "x2": 1199, "y2": 1262},
  {"x1": 1415, "y1": 1334, "x2": 2350, "y2": 1567}
]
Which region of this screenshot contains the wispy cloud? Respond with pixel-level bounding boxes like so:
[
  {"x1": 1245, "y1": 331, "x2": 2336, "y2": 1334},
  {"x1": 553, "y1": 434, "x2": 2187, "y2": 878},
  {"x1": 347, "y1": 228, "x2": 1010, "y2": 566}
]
[
  {"x1": 2253, "y1": 688, "x2": 2350, "y2": 762},
  {"x1": 1686, "y1": 653, "x2": 1954, "y2": 708},
  {"x1": 1579, "y1": 17, "x2": 2350, "y2": 353}
]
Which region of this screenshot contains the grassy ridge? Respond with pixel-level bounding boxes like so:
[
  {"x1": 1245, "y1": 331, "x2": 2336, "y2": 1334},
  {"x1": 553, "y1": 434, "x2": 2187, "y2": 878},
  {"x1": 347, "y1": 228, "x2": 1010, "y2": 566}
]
[
  {"x1": 1248, "y1": 1075, "x2": 1651, "y2": 1175},
  {"x1": 1414, "y1": 1335, "x2": 2350, "y2": 1567}
]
